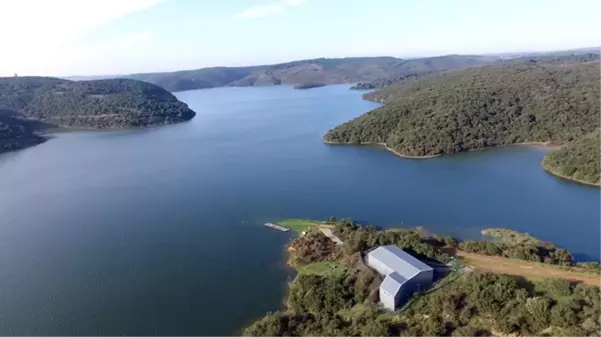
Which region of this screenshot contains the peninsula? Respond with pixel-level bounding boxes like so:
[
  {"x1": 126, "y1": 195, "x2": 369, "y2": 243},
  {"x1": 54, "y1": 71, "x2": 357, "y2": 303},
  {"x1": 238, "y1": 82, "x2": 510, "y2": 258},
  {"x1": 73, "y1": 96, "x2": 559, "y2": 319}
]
[
  {"x1": 542, "y1": 129, "x2": 601, "y2": 186},
  {"x1": 0, "y1": 77, "x2": 196, "y2": 153},
  {"x1": 245, "y1": 218, "x2": 601, "y2": 336},
  {"x1": 324, "y1": 55, "x2": 600, "y2": 185},
  {"x1": 293, "y1": 82, "x2": 326, "y2": 90}
]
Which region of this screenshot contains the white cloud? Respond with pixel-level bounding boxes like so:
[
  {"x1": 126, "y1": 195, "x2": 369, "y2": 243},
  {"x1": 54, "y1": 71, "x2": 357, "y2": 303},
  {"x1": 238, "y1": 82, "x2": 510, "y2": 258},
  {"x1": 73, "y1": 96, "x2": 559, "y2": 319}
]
[
  {"x1": 0, "y1": 0, "x2": 165, "y2": 76},
  {"x1": 235, "y1": 0, "x2": 307, "y2": 19}
]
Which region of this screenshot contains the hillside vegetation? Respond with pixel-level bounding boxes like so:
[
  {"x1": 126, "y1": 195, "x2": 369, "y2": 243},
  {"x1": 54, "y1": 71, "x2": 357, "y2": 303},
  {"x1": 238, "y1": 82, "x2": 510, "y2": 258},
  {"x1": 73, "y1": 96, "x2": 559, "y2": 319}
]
[
  {"x1": 245, "y1": 219, "x2": 601, "y2": 336},
  {"x1": 0, "y1": 115, "x2": 46, "y2": 152},
  {"x1": 351, "y1": 52, "x2": 601, "y2": 90},
  {"x1": 328, "y1": 54, "x2": 601, "y2": 186},
  {"x1": 126, "y1": 55, "x2": 497, "y2": 92},
  {"x1": 0, "y1": 76, "x2": 196, "y2": 153},
  {"x1": 0, "y1": 77, "x2": 196, "y2": 129},
  {"x1": 324, "y1": 60, "x2": 600, "y2": 157},
  {"x1": 542, "y1": 129, "x2": 600, "y2": 185}
]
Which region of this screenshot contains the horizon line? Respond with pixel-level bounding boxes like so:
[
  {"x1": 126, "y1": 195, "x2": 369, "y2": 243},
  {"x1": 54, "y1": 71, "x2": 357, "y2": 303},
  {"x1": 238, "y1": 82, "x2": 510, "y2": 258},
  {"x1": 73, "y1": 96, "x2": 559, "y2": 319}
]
[{"x1": 9, "y1": 45, "x2": 601, "y2": 79}]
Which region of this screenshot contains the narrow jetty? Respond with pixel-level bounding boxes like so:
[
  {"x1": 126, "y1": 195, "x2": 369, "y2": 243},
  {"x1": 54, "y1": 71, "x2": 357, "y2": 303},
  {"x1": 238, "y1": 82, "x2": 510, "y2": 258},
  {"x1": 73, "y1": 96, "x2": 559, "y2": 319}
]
[{"x1": 264, "y1": 223, "x2": 290, "y2": 232}]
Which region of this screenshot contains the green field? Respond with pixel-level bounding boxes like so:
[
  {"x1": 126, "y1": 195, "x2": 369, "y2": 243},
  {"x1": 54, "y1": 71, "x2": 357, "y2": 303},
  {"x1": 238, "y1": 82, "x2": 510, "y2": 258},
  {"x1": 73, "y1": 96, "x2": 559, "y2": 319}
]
[
  {"x1": 296, "y1": 261, "x2": 348, "y2": 277},
  {"x1": 278, "y1": 219, "x2": 324, "y2": 233}
]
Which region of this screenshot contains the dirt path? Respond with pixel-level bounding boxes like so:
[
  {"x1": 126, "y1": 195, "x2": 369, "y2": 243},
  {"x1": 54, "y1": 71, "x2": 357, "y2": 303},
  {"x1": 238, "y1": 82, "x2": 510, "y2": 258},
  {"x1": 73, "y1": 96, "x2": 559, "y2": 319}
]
[
  {"x1": 456, "y1": 251, "x2": 600, "y2": 286},
  {"x1": 318, "y1": 227, "x2": 343, "y2": 245}
]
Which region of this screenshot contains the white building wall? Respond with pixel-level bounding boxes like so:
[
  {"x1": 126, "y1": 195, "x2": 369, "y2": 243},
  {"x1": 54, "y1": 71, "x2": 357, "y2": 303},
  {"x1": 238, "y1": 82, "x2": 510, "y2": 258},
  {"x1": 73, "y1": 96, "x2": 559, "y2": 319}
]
[{"x1": 379, "y1": 287, "x2": 396, "y2": 311}]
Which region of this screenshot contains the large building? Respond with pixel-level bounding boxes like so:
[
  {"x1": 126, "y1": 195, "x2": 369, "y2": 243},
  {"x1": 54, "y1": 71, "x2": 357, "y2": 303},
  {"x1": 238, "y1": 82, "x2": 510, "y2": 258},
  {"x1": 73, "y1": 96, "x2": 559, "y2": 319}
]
[{"x1": 366, "y1": 245, "x2": 434, "y2": 310}]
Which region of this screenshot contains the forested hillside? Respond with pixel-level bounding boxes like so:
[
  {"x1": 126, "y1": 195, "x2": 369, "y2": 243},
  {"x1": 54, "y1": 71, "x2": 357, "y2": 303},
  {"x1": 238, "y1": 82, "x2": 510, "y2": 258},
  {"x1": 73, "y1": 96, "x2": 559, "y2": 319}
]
[
  {"x1": 351, "y1": 52, "x2": 601, "y2": 92},
  {"x1": 0, "y1": 77, "x2": 196, "y2": 129},
  {"x1": 126, "y1": 55, "x2": 496, "y2": 92},
  {"x1": 543, "y1": 129, "x2": 600, "y2": 185},
  {"x1": 324, "y1": 60, "x2": 600, "y2": 157},
  {"x1": 245, "y1": 220, "x2": 601, "y2": 336},
  {"x1": 0, "y1": 76, "x2": 196, "y2": 153},
  {"x1": 0, "y1": 114, "x2": 46, "y2": 152}
]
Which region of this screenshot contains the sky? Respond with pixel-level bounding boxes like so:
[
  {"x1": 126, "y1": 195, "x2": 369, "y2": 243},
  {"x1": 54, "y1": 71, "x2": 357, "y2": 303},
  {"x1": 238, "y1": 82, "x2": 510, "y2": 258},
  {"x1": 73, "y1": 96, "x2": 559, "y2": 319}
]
[{"x1": 0, "y1": 0, "x2": 600, "y2": 76}]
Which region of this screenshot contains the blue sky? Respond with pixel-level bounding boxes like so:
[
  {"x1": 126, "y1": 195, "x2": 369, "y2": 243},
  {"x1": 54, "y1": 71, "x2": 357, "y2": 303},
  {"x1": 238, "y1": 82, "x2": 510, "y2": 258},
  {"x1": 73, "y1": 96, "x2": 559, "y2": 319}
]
[{"x1": 1, "y1": 0, "x2": 599, "y2": 76}]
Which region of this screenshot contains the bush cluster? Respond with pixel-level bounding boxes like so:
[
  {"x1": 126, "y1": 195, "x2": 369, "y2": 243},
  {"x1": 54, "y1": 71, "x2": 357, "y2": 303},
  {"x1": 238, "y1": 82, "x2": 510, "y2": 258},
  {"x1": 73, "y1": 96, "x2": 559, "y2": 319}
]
[{"x1": 458, "y1": 240, "x2": 574, "y2": 265}]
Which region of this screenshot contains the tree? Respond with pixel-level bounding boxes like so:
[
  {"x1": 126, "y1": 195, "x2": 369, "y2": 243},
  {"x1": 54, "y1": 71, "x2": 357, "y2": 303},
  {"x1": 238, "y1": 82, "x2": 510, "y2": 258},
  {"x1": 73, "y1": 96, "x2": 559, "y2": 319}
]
[{"x1": 325, "y1": 60, "x2": 600, "y2": 165}]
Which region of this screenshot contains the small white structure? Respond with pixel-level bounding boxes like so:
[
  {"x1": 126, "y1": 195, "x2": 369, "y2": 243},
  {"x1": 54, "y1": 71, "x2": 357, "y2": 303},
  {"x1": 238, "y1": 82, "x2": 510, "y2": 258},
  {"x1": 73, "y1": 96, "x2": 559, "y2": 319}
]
[{"x1": 366, "y1": 245, "x2": 434, "y2": 310}]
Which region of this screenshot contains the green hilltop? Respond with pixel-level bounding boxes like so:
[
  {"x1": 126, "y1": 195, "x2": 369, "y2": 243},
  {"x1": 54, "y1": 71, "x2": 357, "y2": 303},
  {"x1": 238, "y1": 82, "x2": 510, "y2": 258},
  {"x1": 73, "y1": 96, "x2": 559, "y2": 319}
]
[
  {"x1": 324, "y1": 59, "x2": 600, "y2": 157},
  {"x1": 0, "y1": 77, "x2": 196, "y2": 153}
]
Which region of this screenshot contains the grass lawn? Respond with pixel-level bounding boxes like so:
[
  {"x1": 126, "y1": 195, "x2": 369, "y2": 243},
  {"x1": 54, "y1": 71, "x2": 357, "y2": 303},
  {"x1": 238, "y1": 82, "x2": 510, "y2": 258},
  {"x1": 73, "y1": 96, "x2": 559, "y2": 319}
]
[
  {"x1": 297, "y1": 261, "x2": 348, "y2": 277},
  {"x1": 278, "y1": 219, "x2": 324, "y2": 233},
  {"x1": 338, "y1": 304, "x2": 374, "y2": 320}
]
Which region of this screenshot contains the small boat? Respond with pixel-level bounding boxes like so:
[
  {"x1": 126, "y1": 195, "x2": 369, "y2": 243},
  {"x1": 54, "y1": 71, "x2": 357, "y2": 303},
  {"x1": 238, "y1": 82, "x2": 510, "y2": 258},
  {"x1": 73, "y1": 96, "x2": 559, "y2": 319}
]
[{"x1": 264, "y1": 223, "x2": 290, "y2": 232}]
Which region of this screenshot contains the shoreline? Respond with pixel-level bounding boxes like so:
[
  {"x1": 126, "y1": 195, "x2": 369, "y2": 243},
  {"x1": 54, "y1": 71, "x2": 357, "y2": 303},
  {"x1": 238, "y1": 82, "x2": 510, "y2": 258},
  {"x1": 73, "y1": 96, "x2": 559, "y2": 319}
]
[
  {"x1": 38, "y1": 119, "x2": 195, "y2": 136},
  {"x1": 323, "y1": 139, "x2": 561, "y2": 160},
  {"x1": 323, "y1": 140, "x2": 440, "y2": 159},
  {"x1": 541, "y1": 162, "x2": 600, "y2": 187}
]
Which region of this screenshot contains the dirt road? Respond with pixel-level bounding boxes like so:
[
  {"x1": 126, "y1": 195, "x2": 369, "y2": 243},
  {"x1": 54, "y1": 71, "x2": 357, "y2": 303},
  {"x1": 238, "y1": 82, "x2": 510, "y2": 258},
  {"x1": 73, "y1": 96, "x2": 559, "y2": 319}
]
[
  {"x1": 456, "y1": 251, "x2": 600, "y2": 286},
  {"x1": 318, "y1": 226, "x2": 343, "y2": 245}
]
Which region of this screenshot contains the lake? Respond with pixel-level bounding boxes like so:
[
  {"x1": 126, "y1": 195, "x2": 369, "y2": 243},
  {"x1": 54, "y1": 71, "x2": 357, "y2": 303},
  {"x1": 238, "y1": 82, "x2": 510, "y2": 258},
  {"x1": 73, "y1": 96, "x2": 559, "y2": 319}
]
[{"x1": 0, "y1": 84, "x2": 598, "y2": 335}]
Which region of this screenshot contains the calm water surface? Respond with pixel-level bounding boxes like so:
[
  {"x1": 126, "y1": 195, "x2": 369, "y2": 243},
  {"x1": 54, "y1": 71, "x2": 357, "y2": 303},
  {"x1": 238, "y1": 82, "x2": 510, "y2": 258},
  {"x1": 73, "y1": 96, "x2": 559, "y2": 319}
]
[{"x1": 0, "y1": 85, "x2": 598, "y2": 335}]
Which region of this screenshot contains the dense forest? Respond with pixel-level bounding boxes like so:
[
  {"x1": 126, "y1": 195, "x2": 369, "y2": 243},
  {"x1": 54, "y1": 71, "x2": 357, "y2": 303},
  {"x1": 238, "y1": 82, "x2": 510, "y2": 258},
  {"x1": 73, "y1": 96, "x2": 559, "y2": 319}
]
[
  {"x1": 0, "y1": 77, "x2": 196, "y2": 153},
  {"x1": 125, "y1": 55, "x2": 497, "y2": 92},
  {"x1": 0, "y1": 77, "x2": 196, "y2": 129},
  {"x1": 244, "y1": 219, "x2": 601, "y2": 336},
  {"x1": 349, "y1": 53, "x2": 601, "y2": 92},
  {"x1": 350, "y1": 71, "x2": 434, "y2": 91},
  {"x1": 0, "y1": 114, "x2": 46, "y2": 152},
  {"x1": 497, "y1": 52, "x2": 601, "y2": 66},
  {"x1": 542, "y1": 129, "x2": 601, "y2": 185},
  {"x1": 324, "y1": 60, "x2": 600, "y2": 158}
]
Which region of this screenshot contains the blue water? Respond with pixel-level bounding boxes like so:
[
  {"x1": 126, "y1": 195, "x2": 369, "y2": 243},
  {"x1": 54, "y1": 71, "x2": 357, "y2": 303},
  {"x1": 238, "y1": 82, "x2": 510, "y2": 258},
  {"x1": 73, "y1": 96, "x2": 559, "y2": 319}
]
[{"x1": 0, "y1": 84, "x2": 598, "y2": 335}]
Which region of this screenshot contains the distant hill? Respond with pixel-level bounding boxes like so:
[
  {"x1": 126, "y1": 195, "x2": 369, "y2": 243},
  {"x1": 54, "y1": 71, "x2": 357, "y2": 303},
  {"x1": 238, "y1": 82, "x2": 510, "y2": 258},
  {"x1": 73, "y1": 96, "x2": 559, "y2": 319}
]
[
  {"x1": 350, "y1": 70, "x2": 435, "y2": 91},
  {"x1": 0, "y1": 77, "x2": 196, "y2": 153},
  {"x1": 63, "y1": 74, "x2": 122, "y2": 81},
  {"x1": 0, "y1": 77, "x2": 196, "y2": 128},
  {"x1": 494, "y1": 52, "x2": 601, "y2": 66},
  {"x1": 124, "y1": 55, "x2": 498, "y2": 92},
  {"x1": 362, "y1": 54, "x2": 601, "y2": 103},
  {"x1": 489, "y1": 46, "x2": 600, "y2": 59},
  {"x1": 324, "y1": 59, "x2": 600, "y2": 158}
]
